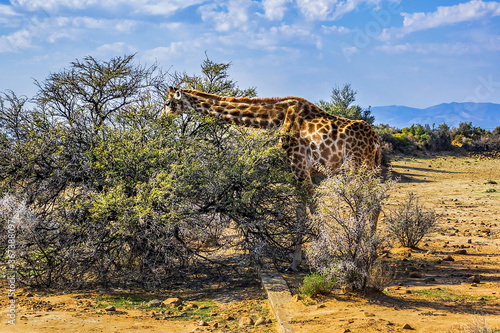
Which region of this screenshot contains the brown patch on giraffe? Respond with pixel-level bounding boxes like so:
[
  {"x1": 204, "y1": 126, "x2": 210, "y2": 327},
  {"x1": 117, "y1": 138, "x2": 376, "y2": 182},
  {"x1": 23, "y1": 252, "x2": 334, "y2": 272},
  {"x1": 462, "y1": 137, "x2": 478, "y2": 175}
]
[
  {"x1": 240, "y1": 111, "x2": 253, "y2": 118},
  {"x1": 321, "y1": 148, "x2": 331, "y2": 160},
  {"x1": 336, "y1": 140, "x2": 344, "y2": 149},
  {"x1": 312, "y1": 133, "x2": 321, "y2": 142}
]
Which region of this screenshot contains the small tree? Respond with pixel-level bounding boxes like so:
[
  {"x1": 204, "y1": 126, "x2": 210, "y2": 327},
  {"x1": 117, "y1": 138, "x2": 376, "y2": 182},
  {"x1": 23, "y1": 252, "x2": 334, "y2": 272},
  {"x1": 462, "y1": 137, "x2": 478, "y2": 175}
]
[
  {"x1": 172, "y1": 53, "x2": 257, "y2": 98},
  {"x1": 305, "y1": 161, "x2": 395, "y2": 291},
  {"x1": 317, "y1": 84, "x2": 375, "y2": 125},
  {"x1": 386, "y1": 192, "x2": 437, "y2": 248}
]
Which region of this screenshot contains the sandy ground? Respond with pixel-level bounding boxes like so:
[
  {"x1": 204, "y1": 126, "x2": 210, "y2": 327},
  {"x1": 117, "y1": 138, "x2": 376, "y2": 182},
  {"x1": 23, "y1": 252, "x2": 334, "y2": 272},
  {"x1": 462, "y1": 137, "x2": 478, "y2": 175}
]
[
  {"x1": 0, "y1": 287, "x2": 276, "y2": 333},
  {"x1": 1, "y1": 153, "x2": 499, "y2": 333},
  {"x1": 283, "y1": 153, "x2": 500, "y2": 332}
]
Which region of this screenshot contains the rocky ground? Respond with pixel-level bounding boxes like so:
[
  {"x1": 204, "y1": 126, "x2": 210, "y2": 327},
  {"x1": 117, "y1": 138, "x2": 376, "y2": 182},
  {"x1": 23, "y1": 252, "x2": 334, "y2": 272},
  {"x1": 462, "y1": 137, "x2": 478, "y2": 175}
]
[
  {"x1": 1, "y1": 153, "x2": 499, "y2": 333},
  {"x1": 1, "y1": 286, "x2": 276, "y2": 333},
  {"x1": 282, "y1": 152, "x2": 500, "y2": 332}
]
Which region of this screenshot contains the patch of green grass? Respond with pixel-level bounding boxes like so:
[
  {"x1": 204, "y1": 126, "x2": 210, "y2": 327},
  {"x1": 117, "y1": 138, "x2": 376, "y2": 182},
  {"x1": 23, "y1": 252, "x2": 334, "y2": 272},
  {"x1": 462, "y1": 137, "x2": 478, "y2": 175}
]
[
  {"x1": 386, "y1": 288, "x2": 498, "y2": 302},
  {"x1": 484, "y1": 188, "x2": 497, "y2": 193},
  {"x1": 299, "y1": 272, "x2": 336, "y2": 297},
  {"x1": 254, "y1": 300, "x2": 272, "y2": 319},
  {"x1": 485, "y1": 180, "x2": 498, "y2": 185},
  {"x1": 188, "y1": 301, "x2": 218, "y2": 321},
  {"x1": 464, "y1": 160, "x2": 471, "y2": 164},
  {"x1": 94, "y1": 295, "x2": 217, "y2": 318},
  {"x1": 95, "y1": 295, "x2": 159, "y2": 310}
]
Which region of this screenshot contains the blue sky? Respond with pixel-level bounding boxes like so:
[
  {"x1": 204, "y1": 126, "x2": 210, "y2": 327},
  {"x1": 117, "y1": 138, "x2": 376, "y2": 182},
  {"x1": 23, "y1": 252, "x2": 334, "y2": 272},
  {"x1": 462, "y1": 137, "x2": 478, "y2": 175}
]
[{"x1": 1, "y1": 0, "x2": 499, "y2": 109}]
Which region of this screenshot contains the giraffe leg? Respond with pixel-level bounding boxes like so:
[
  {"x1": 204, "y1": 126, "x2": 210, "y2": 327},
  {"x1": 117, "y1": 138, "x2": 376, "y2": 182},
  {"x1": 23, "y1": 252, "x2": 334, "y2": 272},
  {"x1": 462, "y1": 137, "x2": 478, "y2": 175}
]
[
  {"x1": 290, "y1": 195, "x2": 308, "y2": 271},
  {"x1": 289, "y1": 167, "x2": 313, "y2": 271},
  {"x1": 370, "y1": 204, "x2": 381, "y2": 236}
]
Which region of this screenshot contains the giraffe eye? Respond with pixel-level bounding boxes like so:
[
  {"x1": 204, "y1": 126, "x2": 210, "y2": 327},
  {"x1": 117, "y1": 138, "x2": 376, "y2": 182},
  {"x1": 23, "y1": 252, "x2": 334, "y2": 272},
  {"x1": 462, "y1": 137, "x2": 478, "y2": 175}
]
[{"x1": 174, "y1": 91, "x2": 182, "y2": 99}]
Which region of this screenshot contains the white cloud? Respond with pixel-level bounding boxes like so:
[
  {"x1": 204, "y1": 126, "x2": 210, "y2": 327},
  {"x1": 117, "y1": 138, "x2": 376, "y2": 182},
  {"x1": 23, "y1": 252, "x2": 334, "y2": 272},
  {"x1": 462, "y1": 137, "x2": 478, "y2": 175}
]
[
  {"x1": 376, "y1": 41, "x2": 482, "y2": 55},
  {"x1": 94, "y1": 42, "x2": 138, "y2": 56},
  {"x1": 11, "y1": 0, "x2": 98, "y2": 12},
  {"x1": 402, "y1": 0, "x2": 500, "y2": 33},
  {"x1": 134, "y1": 0, "x2": 206, "y2": 16},
  {"x1": 332, "y1": 0, "x2": 367, "y2": 19},
  {"x1": 214, "y1": 22, "x2": 320, "y2": 52},
  {"x1": 0, "y1": 29, "x2": 31, "y2": 53},
  {"x1": 295, "y1": 0, "x2": 393, "y2": 21},
  {"x1": 71, "y1": 17, "x2": 137, "y2": 33},
  {"x1": 143, "y1": 37, "x2": 207, "y2": 63},
  {"x1": 0, "y1": 15, "x2": 139, "y2": 52},
  {"x1": 0, "y1": 4, "x2": 21, "y2": 16},
  {"x1": 201, "y1": 0, "x2": 252, "y2": 32},
  {"x1": 296, "y1": 0, "x2": 337, "y2": 20},
  {"x1": 0, "y1": 4, "x2": 22, "y2": 26},
  {"x1": 10, "y1": 0, "x2": 205, "y2": 16},
  {"x1": 321, "y1": 24, "x2": 351, "y2": 33},
  {"x1": 380, "y1": 0, "x2": 500, "y2": 41},
  {"x1": 261, "y1": 0, "x2": 290, "y2": 20},
  {"x1": 160, "y1": 22, "x2": 182, "y2": 30}
]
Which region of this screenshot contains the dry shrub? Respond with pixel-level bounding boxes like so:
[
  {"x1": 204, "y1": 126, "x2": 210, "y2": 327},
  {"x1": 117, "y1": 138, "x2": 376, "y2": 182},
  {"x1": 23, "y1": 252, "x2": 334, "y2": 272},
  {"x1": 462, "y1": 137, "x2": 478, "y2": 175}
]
[
  {"x1": 447, "y1": 315, "x2": 495, "y2": 333},
  {"x1": 305, "y1": 161, "x2": 396, "y2": 292},
  {"x1": 386, "y1": 192, "x2": 437, "y2": 248}
]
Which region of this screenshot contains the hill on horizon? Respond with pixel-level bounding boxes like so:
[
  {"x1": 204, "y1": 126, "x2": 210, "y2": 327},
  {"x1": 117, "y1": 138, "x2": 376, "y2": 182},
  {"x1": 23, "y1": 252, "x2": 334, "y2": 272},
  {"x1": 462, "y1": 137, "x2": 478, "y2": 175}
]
[{"x1": 370, "y1": 102, "x2": 500, "y2": 130}]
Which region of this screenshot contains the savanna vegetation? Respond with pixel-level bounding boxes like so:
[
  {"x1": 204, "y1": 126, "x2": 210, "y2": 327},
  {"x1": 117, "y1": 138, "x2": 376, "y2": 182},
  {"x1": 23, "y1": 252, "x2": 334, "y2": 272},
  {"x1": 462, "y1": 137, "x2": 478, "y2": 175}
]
[
  {"x1": 1, "y1": 53, "x2": 498, "y2": 295},
  {"x1": 0, "y1": 54, "x2": 308, "y2": 288}
]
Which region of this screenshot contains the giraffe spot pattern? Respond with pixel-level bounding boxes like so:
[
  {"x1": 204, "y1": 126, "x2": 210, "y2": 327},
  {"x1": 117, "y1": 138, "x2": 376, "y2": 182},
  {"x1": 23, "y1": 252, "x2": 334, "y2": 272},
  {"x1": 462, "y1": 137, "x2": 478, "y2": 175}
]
[{"x1": 168, "y1": 89, "x2": 381, "y2": 192}]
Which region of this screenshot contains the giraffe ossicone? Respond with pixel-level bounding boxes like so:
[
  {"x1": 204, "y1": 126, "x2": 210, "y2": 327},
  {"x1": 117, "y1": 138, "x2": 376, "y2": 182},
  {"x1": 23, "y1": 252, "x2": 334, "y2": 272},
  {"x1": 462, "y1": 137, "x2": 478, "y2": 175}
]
[{"x1": 163, "y1": 87, "x2": 382, "y2": 191}]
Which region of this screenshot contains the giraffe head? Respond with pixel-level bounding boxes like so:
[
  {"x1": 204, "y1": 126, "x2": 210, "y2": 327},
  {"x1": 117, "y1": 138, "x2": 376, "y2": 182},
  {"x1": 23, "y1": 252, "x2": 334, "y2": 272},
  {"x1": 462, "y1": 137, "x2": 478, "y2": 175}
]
[{"x1": 162, "y1": 87, "x2": 191, "y2": 117}]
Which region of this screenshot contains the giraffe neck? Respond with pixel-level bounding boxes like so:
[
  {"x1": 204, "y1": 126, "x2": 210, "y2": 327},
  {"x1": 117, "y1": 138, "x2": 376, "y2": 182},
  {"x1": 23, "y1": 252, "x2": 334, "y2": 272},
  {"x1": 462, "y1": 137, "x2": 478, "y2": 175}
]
[{"x1": 182, "y1": 89, "x2": 294, "y2": 129}]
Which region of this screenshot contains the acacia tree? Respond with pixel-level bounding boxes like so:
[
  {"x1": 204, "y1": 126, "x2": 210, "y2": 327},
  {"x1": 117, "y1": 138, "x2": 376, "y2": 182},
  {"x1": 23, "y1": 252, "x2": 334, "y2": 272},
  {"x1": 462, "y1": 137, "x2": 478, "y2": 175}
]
[
  {"x1": 35, "y1": 55, "x2": 165, "y2": 133},
  {"x1": 173, "y1": 54, "x2": 257, "y2": 98},
  {"x1": 317, "y1": 84, "x2": 375, "y2": 125}
]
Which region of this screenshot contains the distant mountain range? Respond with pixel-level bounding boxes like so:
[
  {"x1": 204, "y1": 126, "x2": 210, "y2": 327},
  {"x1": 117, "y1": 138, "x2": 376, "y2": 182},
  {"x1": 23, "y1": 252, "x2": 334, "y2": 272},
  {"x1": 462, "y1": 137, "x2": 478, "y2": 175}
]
[{"x1": 370, "y1": 102, "x2": 500, "y2": 130}]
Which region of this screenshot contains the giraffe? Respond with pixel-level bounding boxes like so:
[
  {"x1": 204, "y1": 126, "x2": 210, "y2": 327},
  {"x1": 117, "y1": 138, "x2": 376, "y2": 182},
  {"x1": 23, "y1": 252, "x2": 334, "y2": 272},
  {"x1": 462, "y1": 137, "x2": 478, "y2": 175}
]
[{"x1": 162, "y1": 87, "x2": 382, "y2": 269}]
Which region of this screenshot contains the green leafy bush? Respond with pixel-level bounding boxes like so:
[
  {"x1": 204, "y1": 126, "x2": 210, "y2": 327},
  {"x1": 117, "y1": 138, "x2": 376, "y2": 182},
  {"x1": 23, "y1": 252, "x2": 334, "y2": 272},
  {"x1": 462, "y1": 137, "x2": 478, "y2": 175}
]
[{"x1": 300, "y1": 272, "x2": 337, "y2": 297}]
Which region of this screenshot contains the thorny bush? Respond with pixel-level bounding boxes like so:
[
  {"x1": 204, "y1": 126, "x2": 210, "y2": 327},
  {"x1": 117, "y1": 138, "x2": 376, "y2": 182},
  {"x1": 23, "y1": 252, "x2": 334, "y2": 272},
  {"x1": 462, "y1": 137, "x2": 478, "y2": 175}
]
[
  {"x1": 306, "y1": 161, "x2": 396, "y2": 292},
  {"x1": 386, "y1": 192, "x2": 437, "y2": 248}
]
